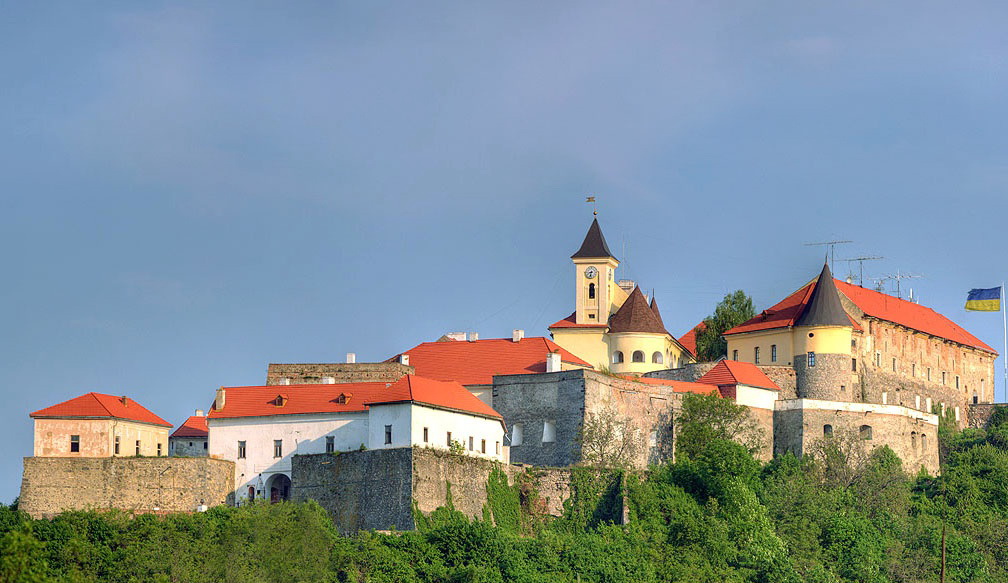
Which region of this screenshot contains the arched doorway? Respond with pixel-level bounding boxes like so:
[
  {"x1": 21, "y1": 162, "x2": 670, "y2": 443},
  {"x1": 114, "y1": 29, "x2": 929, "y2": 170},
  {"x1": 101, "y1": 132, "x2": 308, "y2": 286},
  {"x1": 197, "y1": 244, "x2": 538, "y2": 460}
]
[
  {"x1": 247, "y1": 485, "x2": 255, "y2": 502},
  {"x1": 266, "y1": 473, "x2": 291, "y2": 503}
]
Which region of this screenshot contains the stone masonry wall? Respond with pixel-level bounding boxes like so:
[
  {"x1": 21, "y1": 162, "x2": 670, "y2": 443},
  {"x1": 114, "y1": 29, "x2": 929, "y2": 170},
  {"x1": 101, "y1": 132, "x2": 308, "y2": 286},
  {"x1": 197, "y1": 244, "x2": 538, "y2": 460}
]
[
  {"x1": 293, "y1": 447, "x2": 615, "y2": 534},
  {"x1": 492, "y1": 370, "x2": 680, "y2": 469},
  {"x1": 20, "y1": 457, "x2": 234, "y2": 519},
  {"x1": 795, "y1": 353, "x2": 851, "y2": 400},
  {"x1": 291, "y1": 448, "x2": 414, "y2": 535},
  {"x1": 966, "y1": 403, "x2": 1008, "y2": 429},
  {"x1": 266, "y1": 362, "x2": 413, "y2": 385}
]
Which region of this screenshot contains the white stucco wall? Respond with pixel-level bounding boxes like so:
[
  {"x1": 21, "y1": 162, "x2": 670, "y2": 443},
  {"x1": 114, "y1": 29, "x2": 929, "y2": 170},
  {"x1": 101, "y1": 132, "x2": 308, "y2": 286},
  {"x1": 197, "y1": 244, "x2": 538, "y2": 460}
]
[
  {"x1": 207, "y1": 412, "x2": 368, "y2": 502},
  {"x1": 735, "y1": 385, "x2": 779, "y2": 410},
  {"x1": 367, "y1": 403, "x2": 507, "y2": 461}
]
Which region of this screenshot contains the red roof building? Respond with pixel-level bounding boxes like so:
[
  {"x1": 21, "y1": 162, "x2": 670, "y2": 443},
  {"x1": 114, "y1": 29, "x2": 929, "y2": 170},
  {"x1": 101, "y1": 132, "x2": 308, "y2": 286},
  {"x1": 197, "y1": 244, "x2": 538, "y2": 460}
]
[
  {"x1": 31, "y1": 392, "x2": 171, "y2": 427},
  {"x1": 30, "y1": 392, "x2": 171, "y2": 458},
  {"x1": 697, "y1": 360, "x2": 780, "y2": 391}
]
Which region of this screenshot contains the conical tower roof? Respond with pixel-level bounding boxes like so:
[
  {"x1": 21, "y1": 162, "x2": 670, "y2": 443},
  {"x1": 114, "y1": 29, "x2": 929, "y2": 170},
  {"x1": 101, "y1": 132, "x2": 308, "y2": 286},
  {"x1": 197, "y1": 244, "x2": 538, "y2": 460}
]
[
  {"x1": 609, "y1": 286, "x2": 668, "y2": 334},
  {"x1": 795, "y1": 262, "x2": 851, "y2": 327},
  {"x1": 649, "y1": 295, "x2": 665, "y2": 329},
  {"x1": 571, "y1": 218, "x2": 617, "y2": 260}
]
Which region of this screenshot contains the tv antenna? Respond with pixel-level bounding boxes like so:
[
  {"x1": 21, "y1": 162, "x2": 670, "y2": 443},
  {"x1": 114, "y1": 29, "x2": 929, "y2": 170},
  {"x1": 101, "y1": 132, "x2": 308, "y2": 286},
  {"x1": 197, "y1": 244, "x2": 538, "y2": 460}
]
[
  {"x1": 805, "y1": 240, "x2": 852, "y2": 269},
  {"x1": 877, "y1": 270, "x2": 923, "y2": 299},
  {"x1": 840, "y1": 255, "x2": 884, "y2": 287}
]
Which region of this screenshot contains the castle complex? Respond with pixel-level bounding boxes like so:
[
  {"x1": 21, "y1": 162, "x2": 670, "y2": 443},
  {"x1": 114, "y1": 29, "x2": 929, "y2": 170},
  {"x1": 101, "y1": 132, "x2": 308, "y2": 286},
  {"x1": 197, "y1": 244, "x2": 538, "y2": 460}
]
[{"x1": 19, "y1": 217, "x2": 998, "y2": 525}]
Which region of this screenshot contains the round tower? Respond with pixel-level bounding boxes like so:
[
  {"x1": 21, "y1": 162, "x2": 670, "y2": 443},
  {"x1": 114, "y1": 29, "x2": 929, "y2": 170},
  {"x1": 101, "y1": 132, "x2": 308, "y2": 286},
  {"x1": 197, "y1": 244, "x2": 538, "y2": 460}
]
[{"x1": 792, "y1": 263, "x2": 854, "y2": 401}]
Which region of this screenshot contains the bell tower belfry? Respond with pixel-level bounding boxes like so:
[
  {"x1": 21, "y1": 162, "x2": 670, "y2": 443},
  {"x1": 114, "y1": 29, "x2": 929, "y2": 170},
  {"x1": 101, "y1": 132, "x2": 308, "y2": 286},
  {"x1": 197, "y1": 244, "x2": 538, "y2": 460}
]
[{"x1": 571, "y1": 218, "x2": 620, "y2": 325}]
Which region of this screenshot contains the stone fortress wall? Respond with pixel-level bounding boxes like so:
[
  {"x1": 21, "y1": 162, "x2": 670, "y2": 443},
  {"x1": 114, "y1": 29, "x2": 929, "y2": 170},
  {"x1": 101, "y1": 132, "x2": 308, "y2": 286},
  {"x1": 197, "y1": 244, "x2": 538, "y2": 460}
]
[
  {"x1": 266, "y1": 362, "x2": 413, "y2": 385},
  {"x1": 19, "y1": 457, "x2": 234, "y2": 519}
]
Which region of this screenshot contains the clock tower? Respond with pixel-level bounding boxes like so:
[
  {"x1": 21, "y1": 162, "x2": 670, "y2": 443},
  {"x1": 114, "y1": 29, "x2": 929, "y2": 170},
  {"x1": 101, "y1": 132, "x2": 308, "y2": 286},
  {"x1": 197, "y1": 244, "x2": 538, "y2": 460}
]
[{"x1": 571, "y1": 218, "x2": 620, "y2": 325}]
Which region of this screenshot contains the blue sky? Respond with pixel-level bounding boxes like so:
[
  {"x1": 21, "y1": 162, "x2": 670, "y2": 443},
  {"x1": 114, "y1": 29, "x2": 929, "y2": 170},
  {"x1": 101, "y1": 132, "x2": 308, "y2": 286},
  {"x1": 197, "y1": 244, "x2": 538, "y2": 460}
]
[{"x1": 2, "y1": 2, "x2": 1007, "y2": 502}]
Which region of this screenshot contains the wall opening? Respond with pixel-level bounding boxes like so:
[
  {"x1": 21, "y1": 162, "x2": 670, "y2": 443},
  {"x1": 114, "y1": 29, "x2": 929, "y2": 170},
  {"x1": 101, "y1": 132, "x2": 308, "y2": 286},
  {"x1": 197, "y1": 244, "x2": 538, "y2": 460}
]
[{"x1": 860, "y1": 425, "x2": 873, "y2": 440}]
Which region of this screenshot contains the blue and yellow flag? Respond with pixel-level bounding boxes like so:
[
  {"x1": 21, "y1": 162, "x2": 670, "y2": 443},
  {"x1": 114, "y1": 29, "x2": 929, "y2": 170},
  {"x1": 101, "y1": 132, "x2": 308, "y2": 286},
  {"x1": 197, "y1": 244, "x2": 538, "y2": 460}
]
[{"x1": 966, "y1": 287, "x2": 1001, "y2": 311}]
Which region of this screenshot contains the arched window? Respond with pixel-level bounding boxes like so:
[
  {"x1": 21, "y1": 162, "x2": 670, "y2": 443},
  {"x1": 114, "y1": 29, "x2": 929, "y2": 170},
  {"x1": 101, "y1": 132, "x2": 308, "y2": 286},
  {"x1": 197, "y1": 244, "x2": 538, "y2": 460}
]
[
  {"x1": 652, "y1": 352, "x2": 663, "y2": 364},
  {"x1": 613, "y1": 351, "x2": 624, "y2": 364},
  {"x1": 632, "y1": 350, "x2": 645, "y2": 363},
  {"x1": 921, "y1": 433, "x2": 927, "y2": 451},
  {"x1": 823, "y1": 424, "x2": 833, "y2": 437},
  {"x1": 588, "y1": 283, "x2": 596, "y2": 299},
  {"x1": 911, "y1": 431, "x2": 917, "y2": 448},
  {"x1": 860, "y1": 425, "x2": 873, "y2": 440}
]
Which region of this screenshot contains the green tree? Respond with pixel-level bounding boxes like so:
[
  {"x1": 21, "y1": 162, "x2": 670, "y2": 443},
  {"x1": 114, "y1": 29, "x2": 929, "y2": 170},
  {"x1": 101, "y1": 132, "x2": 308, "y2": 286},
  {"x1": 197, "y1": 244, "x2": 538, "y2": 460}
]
[
  {"x1": 675, "y1": 392, "x2": 764, "y2": 460},
  {"x1": 575, "y1": 408, "x2": 644, "y2": 469},
  {"x1": 695, "y1": 290, "x2": 756, "y2": 362}
]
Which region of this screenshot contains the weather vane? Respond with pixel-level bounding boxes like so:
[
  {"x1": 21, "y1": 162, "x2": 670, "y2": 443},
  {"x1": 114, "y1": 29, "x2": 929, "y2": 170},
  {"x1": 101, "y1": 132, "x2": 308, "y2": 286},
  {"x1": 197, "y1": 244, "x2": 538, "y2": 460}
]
[{"x1": 585, "y1": 195, "x2": 597, "y2": 216}]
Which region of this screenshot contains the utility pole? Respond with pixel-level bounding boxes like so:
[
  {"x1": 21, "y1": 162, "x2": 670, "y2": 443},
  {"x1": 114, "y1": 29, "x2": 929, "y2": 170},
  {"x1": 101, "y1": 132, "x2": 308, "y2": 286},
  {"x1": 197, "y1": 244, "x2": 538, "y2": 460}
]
[{"x1": 805, "y1": 240, "x2": 852, "y2": 270}]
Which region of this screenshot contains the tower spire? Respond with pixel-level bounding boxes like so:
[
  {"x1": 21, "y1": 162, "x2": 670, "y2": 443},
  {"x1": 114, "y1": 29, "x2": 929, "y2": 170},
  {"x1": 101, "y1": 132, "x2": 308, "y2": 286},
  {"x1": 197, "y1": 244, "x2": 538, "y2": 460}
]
[{"x1": 571, "y1": 217, "x2": 617, "y2": 261}]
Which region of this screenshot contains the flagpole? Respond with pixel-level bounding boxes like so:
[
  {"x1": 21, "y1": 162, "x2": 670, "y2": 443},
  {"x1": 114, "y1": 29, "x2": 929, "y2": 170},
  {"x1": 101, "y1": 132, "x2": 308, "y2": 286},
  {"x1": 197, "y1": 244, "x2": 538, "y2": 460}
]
[{"x1": 1002, "y1": 282, "x2": 1006, "y2": 403}]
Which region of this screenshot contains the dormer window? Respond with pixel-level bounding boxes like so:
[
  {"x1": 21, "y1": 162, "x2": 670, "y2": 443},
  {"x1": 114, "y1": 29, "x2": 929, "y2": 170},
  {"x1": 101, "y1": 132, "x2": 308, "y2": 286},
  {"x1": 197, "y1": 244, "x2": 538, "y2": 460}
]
[
  {"x1": 271, "y1": 394, "x2": 288, "y2": 407},
  {"x1": 335, "y1": 393, "x2": 352, "y2": 405}
]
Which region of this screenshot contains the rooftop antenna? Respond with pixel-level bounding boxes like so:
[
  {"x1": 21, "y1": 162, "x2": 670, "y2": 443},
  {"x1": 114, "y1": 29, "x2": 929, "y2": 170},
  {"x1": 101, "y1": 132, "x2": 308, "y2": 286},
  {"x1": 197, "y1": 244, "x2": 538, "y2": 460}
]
[
  {"x1": 804, "y1": 239, "x2": 852, "y2": 270},
  {"x1": 881, "y1": 270, "x2": 923, "y2": 300},
  {"x1": 840, "y1": 255, "x2": 885, "y2": 287}
]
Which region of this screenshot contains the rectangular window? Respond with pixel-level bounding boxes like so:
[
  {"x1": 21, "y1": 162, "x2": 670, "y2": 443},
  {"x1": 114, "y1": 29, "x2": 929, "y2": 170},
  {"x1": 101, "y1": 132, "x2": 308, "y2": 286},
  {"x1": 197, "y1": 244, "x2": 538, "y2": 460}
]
[
  {"x1": 927, "y1": 367, "x2": 932, "y2": 381},
  {"x1": 495, "y1": 441, "x2": 500, "y2": 455},
  {"x1": 892, "y1": 357, "x2": 896, "y2": 372},
  {"x1": 732, "y1": 349, "x2": 738, "y2": 361},
  {"x1": 852, "y1": 358, "x2": 857, "y2": 372},
  {"x1": 481, "y1": 439, "x2": 486, "y2": 454},
  {"x1": 447, "y1": 431, "x2": 452, "y2": 447},
  {"x1": 771, "y1": 345, "x2": 777, "y2": 362},
  {"x1": 912, "y1": 363, "x2": 916, "y2": 377},
  {"x1": 325, "y1": 436, "x2": 335, "y2": 453},
  {"x1": 423, "y1": 427, "x2": 429, "y2": 443},
  {"x1": 754, "y1": 346, "x2": 760, "y2": 364},
  {"x1": 468, "y1": 436, "x2": 474, "y2": 451},
  {"x1": 70, "y1": 435, "x2": 80, "y2": 453},
  {"x1": 157, "y1": 443, "x2": 162, "y2": 457},
  {"x1": 955, "y1": 375, "x2": 960, "y2": 389},
  {"x1": 543, "y1": 421, "x2": 556, "y2": 443},
  {"x1": 384, "y1": 425, "x2": 392, "y2": 445},
  {"x1": 942, "y1": 372, "x2": 947, "y2": 385},
  {"x1": 875, "y1": 352, "x2": 881, "y2": 366},
  {"x1": 114, "y1": 436, "x2": 120, "y2": 455},
  {"x1": 135, "y1": 440, "x2": 141, "y2": 456},
  {"x1": 511, "y1": 424, "x2": 523, "y2": 447},
  {"x1": 273, "y1": 439, "x2": 283, "y2": 458},
  {"x1": 807, "y1": 352, "x2": 816, "y2": 367},
  {"x1": 238, "y1": 440, "x2": 246, "y2": 459}
]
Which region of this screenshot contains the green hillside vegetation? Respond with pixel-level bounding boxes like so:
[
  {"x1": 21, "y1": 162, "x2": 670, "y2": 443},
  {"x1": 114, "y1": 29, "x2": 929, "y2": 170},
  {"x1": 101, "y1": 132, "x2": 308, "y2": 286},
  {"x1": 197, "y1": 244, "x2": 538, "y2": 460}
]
[{"x1": 5, "y1": 398, "x2": 1008, "y2": 583}]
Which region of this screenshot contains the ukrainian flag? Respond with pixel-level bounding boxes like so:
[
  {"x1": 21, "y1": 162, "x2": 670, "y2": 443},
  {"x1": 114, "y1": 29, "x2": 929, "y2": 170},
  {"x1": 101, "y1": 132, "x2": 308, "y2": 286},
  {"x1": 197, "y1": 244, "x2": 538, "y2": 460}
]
[{"x1": 966, "y1": 287, "x2": 1001, "y2": 311}]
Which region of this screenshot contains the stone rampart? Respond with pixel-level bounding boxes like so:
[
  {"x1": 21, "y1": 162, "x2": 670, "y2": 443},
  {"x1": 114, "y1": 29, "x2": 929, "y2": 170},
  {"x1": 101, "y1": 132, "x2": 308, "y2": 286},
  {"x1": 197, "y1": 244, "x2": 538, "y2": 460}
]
[
  {"x1": 266, "y1": 362, "x2": 413, "y2": 385},
  {"x1": 19, "y1": 457, "x2": 234, "y2": 519}
]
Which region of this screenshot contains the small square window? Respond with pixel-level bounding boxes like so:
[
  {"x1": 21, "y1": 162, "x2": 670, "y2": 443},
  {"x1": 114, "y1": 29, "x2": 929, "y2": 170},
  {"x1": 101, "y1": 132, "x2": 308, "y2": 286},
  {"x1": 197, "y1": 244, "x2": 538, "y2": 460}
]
[
  {"x1": 70, "y1": 435, "x2": 80, "y2": 453},
  {"x1": 273, "y1": 439, "x2": 283, "y2": 458}
]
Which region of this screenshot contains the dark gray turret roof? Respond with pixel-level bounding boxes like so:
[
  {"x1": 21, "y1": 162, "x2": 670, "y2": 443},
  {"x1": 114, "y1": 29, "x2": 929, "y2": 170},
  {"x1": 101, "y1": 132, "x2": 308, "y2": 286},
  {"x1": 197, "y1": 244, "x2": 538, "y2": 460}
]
[
  {"x1": 795, "y1": 262, "x2": 852, "y2": 327},
  {"x1": 571, "y1": 218, "x2": 617, "y2": 260}
]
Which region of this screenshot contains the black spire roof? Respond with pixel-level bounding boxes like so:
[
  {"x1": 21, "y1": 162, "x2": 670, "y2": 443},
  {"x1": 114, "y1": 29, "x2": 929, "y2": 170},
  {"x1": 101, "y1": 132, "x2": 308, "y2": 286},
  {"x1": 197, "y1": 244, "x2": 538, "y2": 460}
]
[
  {"x1": 571, "y1": 218, "x2": 617, "y2": 260},
  {"x1": 795, "y1": 262, "x2": 851, "y2": 327}
]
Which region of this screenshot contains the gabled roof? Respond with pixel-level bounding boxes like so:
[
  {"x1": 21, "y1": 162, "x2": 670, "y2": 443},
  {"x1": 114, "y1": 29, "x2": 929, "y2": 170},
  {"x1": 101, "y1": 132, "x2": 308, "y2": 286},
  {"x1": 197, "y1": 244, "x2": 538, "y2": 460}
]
[
  {"x1": 366, "y1": 375, "x2": 503, "y2": 421},
  {"x1": 207, "y1": 376, "x2": 500, "y2": 422},
  {"x1": 170, "y1": 415, "x2": 208, "y2": 438},
  {"x1": 697, "y1": 360, "x2": 780, "y2": 391},
  {"x1": 608, "y1": 286, "x2": 669, "y2": 335},
  {"x1": 386, "y1": 337, "x2": 592, "y2": 385},
  {"x1": 31, "y1": 392, "x2": 172, "y2": 427},
  {"x1": 725, "y1": 272, "x2": 995, "y2": 354},
  {"x1": 795, "y1": 263, "x2": 850, "y2": 327},
  {"x1": 571, "y1": 218, "x2": 617, "y2": 260},
  {"x1": 677, "y1": 322, "x2": 705, "y2": 358},
  {"x1": 549, "y1": 311, "x2": 609, "y2": 329}
]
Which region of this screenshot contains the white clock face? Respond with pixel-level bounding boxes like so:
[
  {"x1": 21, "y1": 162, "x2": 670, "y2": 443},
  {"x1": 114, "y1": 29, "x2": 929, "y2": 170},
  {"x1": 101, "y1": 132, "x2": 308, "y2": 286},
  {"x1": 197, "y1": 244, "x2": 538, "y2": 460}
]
[{"x1": 584, "y1": 266, "x2": 598, "y2": 279}]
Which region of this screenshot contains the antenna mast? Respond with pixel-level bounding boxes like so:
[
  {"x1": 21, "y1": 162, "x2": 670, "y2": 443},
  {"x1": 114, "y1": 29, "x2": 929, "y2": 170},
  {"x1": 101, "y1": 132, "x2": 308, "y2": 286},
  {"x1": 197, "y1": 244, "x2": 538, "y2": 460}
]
[
  {"x1": 805, "y1": 239, "x2": 852, "y2": 270},
  {"x1": 879, "y1": 270, "x2": 923, "y2": 299},
  {"x1": 840, "y1": 255, "x2": 884, "y2": 287}
]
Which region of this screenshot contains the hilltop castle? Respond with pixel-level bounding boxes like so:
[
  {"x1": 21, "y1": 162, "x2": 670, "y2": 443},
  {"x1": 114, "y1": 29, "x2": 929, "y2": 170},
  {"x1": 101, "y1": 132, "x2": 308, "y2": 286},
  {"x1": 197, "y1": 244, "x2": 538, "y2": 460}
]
[{"x1": 19, "y1": 217, "x2": 998, "y2": 526}]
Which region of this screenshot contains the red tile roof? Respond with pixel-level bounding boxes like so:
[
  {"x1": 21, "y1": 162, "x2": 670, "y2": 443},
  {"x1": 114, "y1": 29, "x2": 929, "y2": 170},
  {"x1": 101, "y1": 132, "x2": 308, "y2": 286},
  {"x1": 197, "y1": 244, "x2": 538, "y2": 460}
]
[
  {"x1": 207, "y1": 376, "x2": 499, "y2": 421},
  {"x1": 386, "y1": 337, "x2": 592, "y2": 385},
  {"x1": 549, "y1": 312, "x2": 609, "y2": 329},
  {"x1": 697, "y1": 360, "x2": 780, "y2": 391},
  {"x1": 31, "y1": 393, "x2": 172, "y2": 427},
  {"x1": 726, "y1": 276, "x2": 995, "y2": 354},
  {"x1": 619, "y1": 375, "x2": 720, "y2": 395},
  {"x1": 678, "y1": 322, "x2": 705, "y2": 358},
  {"x1": 366, "y1": 375, "x2": 502, "y2": 420},
  {"x1": 170, "y1": 415, "x2": 209, "y2": 438}
]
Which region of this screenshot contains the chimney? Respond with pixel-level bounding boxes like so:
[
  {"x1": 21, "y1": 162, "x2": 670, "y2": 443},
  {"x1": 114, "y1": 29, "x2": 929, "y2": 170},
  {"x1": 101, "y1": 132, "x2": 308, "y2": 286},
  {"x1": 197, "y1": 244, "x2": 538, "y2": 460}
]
[
  {"x1": 468, "y1": 332, "x2": 479, "y2": 342},
  {"x1": 546, "y1": 351, "x2": 562, "y2": 373},
  {"x1": 346, "y1": 352, "x2": 356, "y2": 364},
  {"x1": 399, "y1": 353, "x2": 410, "y2": 366},
  {"x1": 512, "y1": 329, "x2": 524, "y2": 342},
  {"x1": 120, "y1": 396, "x2": 129, "y2": 406},
  {"x1": 215, "y1": 387, "x2": 226, "y2": 410},
  {"x1": 195, "y1": 409, "x2": 205, "y2": 417}
]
